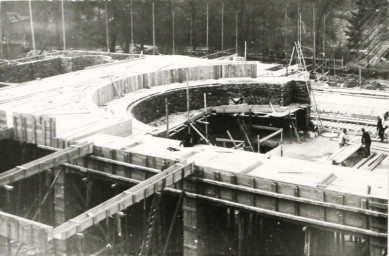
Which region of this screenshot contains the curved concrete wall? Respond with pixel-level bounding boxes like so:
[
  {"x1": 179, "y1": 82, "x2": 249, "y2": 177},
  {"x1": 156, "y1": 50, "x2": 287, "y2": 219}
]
[{"x1": 91, "y1": 63, "x2": 257, "y2": 106}]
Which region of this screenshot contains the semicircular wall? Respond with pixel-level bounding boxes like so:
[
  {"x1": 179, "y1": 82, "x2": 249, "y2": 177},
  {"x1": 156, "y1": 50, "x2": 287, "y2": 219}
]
[{"x1": 130, "y1": 81, "x2": 309, "y2": 125}]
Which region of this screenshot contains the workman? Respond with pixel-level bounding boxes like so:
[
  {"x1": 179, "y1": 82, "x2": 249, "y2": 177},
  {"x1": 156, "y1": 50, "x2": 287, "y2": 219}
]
[
  {"x1": 377, "y1": 116, "x2": 385, "y2": 142},
  {"x1": 361, "y1": 128, "x2": 371, "y2": 157},
  {"x1": 338, "y1": 129, "x2": 348, "y2": 148}
]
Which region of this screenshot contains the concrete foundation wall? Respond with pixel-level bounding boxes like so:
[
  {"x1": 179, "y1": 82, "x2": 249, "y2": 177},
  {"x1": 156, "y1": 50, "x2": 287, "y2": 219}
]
[{"x1": 91, "y1": 63, "x2": 257, "y2": 107}]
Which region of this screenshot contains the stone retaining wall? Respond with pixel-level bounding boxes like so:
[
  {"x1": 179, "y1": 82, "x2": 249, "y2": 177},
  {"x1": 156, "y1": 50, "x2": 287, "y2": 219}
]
[
  {"x1": 132, "y1": 81, "x2": 310, "y2": 124},
  {"x1": 0, "y1": 55, "x2": 111, "y2": 83}
]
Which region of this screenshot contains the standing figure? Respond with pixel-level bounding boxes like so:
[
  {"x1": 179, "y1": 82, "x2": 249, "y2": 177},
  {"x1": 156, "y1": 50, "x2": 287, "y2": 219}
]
[
  {"x1": 361, "y1": 128, "x2": 371, "y2": 157},
  {"x1": 338, "y1": 129, "x2": 348, "y2": 148},
  {"x1": 377, "y1": 116, "x2": 385, "y2": 142}
]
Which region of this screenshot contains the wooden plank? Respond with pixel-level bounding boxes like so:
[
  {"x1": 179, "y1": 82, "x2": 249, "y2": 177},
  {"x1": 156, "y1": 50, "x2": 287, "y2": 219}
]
[
  {"x1": 168, "y1": 188, "x2": 387, "y2": 238},
  {"x1": 216, "y1": 138, "x2": 245, "y2": 143},
  {"x1": 0, "y1": 211, "x2": 53, "y2": 251},
  {"x1": 258, "y1": 129, "x2": 283, "y2": 144},
  {"x1": 0, "y1": 143, "x2": 93, "y2": 187},
  {"x1": 251, "y1": 125, "x2": 281, "y2": 131},
  {"x1": 188, "y1": 177, "x2": 387, "y2": 218}
]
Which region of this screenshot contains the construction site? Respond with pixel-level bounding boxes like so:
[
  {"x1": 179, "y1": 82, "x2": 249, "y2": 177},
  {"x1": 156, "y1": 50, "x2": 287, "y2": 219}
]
[{"x1": 0, "y1": 0, "x2": 388, "y2": 255}]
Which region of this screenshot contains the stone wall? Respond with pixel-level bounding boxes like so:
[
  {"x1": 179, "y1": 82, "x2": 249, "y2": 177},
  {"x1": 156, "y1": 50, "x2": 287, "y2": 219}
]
[
  {"x1": 132, "y1": 81, "x2": 309, "y2": 124},
  {"x1": 0, "y1": 55, "x2": 111, "y2": 83}
]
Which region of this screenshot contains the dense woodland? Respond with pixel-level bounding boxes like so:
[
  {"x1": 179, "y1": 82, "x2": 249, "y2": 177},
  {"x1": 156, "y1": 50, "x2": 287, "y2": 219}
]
[{"x1": 0, "y1": 0, "x2": 388, "y2": 60}]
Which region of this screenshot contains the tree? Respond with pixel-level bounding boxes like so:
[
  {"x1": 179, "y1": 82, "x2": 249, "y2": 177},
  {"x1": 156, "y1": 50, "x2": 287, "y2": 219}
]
[{"x1": 346, "y1": 0, "x2": 386, "y2": 49}]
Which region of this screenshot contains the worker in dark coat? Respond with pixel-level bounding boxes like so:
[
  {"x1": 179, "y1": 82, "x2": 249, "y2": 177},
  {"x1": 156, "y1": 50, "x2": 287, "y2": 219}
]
[
  {"x1": 361, "y1": 128, "x2": 371, "y2": 157},
  {"x1": 377, "y1": 116, "x2": 385, "y2": 142}
]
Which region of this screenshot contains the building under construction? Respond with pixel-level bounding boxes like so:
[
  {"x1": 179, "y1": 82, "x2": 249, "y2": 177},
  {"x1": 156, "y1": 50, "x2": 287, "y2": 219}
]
[
  {"x1": 0, "y1": 49, "x2": 386, "y2": 256},
  {"x1": 0, "y1": 0, "x2": 388, "y2": 255}
]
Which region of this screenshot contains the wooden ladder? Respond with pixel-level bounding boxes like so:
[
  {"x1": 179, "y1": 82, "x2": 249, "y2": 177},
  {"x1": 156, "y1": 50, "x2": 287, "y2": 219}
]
[{"x1": 294, "y1": 42, "x2": 324, "y2": 133}]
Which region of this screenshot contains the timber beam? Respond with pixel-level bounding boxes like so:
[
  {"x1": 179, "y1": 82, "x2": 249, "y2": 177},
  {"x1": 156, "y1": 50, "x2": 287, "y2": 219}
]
[
  {"x1": 213, "y1": 104, "x2": 306, "y2": 115},
  {"x1": 258, "y1": 129, "x2": 283, "y2": 144},
  {"x1": 62, "y1": 163, "x2": 142, "y2": 185},
  {"x1": 53, "y1": 161, "x2": 195, "y2": 240},
  {"x1": 0, "y1": 142, "x2": 93, "y2": 186},
  {"x1": 180, "y1": 169, "x2": 387, "y2": 240},
  {"x1": 252, "y1": 125, "x2": 282, "y2": 131},
  {"x1": 166, "y1": 188, "x2": 387, "y2": 239}
]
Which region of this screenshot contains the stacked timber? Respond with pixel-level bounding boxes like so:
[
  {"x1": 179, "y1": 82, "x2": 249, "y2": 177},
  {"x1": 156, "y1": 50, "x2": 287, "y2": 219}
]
[
  {"x1": 330, "y1": 138, "x2": 362, "y2": 165},
  {"x1": 355, "y1": 153, "x2": 388, "y2": 171}
]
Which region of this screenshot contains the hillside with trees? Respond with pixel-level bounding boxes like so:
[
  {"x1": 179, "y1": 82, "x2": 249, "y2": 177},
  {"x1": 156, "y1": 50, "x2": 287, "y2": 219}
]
[{"x1": 0, "y1": 0, "x2": 387, "y2": 64}]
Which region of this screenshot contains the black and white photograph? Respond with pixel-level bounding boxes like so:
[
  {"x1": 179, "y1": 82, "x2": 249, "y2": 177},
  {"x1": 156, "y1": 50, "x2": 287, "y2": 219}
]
[{"x1": 0, "y1": 0, "x2": 387, "y2": 255}]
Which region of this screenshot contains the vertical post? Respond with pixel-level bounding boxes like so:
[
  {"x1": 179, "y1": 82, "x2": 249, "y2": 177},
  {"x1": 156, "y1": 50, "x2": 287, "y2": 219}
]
[
  {"x1": 235, "y1": 11, "x2": 238, "y2": 54},
  {"x1": 206, "y1": 2, "x2": 209, "y2": 51},
  {"x1": 105, "y1": 0, "x2": 109, "y2": 53},
  {"x1": 334, "y1": 58, "x2": 336, "y2": 76},
  {"x1": 204, "y1": 93, "x2": 208, "y2": 140},
  {"x1": 297, "y1": 0, "x2": 300, "y2": 44},
  {"x1": 172, "y1": 9, "x2": 175, "y2": 55},
  {"x1": 165, "y1": 98, "x2": 169, "y2": 138},
  {"x1": 0, "y1": 0, "x2": 3, "y2": 59},
  {"x1": 28, "y1": 0, "x2": 36, "y2": 55},
  {"x1": 284, "y1": 7, "x2": 287, "y2": 53},
  {"x1": 304, "y1": 227, "x2": 312, "y2": 256},
  {"x1": 131, "y1": 0, "x2": 134, "y2": 45},
  {"x1": 152, "y1": 2, "x2": 155, "y2": 55},
  {"x1": 244, "y1": 41, "x2": 247, "y2": 60},
  {"x1": 257, "y1": 135, "x2": 260, "y2": 153},
  {"x1": 358, "y1": 66, "x2": 362, "y2": 87},
  {"x1": 323, "y1": 13, "x2": 326, "y2": 59},
  {"x1": 221, "y1": 2, "x2": 224, "y2": 51},
  {"x1": 299, "y1": 12, "x2": 302, "y2": 45},
  {"x1": 280, "y1": 131, "x2": 283, "y2": 157},
  {"x1": 61, "y1": 0, "x2": 66, "y2": 50},
  {"x1": 237, "y1": 211, "x2": 243, "y2": 256},
  {"x1": 312, "y1": 4, "x2": 316, "y2": 74},
  {"x1": 248, "y1": 105, "x2": 252, "y2": 138},
  {"x1": 183, "y1": 196, "x2": 202, "y2": 255},
  {"x1": 190, "y1": 9, "x2": 193, "y2": 48},
  {"x1": 187, "y1": 74, "x2": 190, "y2": 133}
]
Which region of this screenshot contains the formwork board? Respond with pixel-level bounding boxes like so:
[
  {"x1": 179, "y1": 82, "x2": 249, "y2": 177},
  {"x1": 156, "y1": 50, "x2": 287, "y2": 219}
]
[
  {"x1": 0, "y1": 211, "x2": 53, "y2": 253},
  {"x1": 187, "y1": 168, "x2": 386, "y2": 237}
]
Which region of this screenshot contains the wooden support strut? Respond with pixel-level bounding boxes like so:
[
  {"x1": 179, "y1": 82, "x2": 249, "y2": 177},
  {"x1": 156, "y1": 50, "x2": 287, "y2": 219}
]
[{"x1": 258, "y1": 129, "x2": 283, "y2": 144}]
